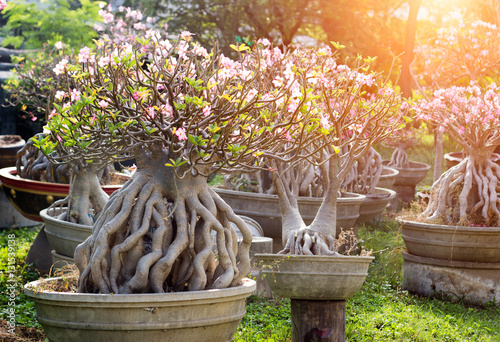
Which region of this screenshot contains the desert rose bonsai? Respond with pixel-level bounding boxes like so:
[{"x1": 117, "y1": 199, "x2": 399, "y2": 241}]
[
  {"x1": 8, "y1": 6, "x2": 162, "y2": 224},
  {"x1": 414, "y1": 83, "x2": 500, "y2": 226},
  {"x1": 40, "y1": 31, "x2": 355, "y2": 293}
]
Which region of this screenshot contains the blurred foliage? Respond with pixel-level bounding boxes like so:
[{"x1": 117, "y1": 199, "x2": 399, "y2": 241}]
[{"x1": 0, "y1": 0, "x2": 103, "y2": 49}]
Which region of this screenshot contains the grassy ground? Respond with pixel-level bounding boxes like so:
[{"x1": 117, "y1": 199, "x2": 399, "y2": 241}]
[
  {"x1": 234, "y1": 218, "x2": 500, "y2": 341},
  {"x1": 1, "y1": 216, "x2": 499, "y2": 341}
]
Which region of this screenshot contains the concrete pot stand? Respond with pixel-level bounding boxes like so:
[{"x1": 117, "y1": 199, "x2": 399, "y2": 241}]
[
  {"x1": 257, "y1": 254, "x2": 373, "y2": 341},
  {"x1": 398, "y1": 217, "x2": 500, "y2": 305}
]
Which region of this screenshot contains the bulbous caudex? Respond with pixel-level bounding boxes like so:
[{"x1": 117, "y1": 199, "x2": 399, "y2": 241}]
[{"x1": 75, "y1": 146, "x2": 252, "y2": 293}]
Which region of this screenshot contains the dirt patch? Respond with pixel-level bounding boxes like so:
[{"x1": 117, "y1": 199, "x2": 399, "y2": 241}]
[{"x1": 0, "y1": 320, "x2": 45, "y2": 342}]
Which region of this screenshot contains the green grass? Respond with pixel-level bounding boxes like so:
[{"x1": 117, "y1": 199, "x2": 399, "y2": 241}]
[
  {"x1": 236, "y1": 219, "x2": 500, "y2": 341},
  {"x1": 2, "y1": 219, "x2": 499, "y2": 341},
  {"x1": 0, "y1": 227, "x2": 43, "y2": 330}
]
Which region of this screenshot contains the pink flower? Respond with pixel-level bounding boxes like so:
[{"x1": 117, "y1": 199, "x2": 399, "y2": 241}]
[
  {"x1": 98, "y1": 100, "x2": 109, "y2": 109},
  {"x1": 0, "y1": 0, "x2": 7, "y2": 11},
  {"x1": 54, "y1": 41, "x2": 63, "y2": 50},
  {"x1": 53, "y1": 58, "x2": 68, "y2": 75},
  {"x1": 55, "y1": 91, "x2": 66, "y2": 101},
  {"x1": 134, "y1": 22, "x2": 147, "y2": 31},
  {"x1": 160, "y1": 103, "x2": 173, "y2": 117},
  {"x1": 71, "y1": 89, "x2": 81, "y2": 101},
  {"x1": 174, "y1": 127, "x2": 187, "y2": 141},
  {"x1": 78, "y1": 47, "x2": 91, "y2": 63},
  {"x1": 202, "y1": 105, "x2": 211, "y2": 117},
  {"x1": 102, "y1": 12, "x2": 114, "y2": 24},
  {"x1": 146, "y1": 106, "x2": 155, "y2": 119},
  {"x1": 31, "y1": 116, "x2": 37, "y2": 122},
  {"x1": 180, "y1": 31, "x2": 192, "y2": 42},
  {"x1": 133, "y1": 92, "x2": 140, "y2": 100}
]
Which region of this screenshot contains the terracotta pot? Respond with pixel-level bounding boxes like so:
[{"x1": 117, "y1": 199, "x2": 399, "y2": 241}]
[
  {"x1": 41, "y1": 208, "x2": 92, "y2": 258},
  {"x1": 256, "y1": 254, "x2": 373, "y2": 300},
  {"x1": 398, "y1": 216, "x2": 500, "y2": 263},
  {"x1": 0, "y1": 135, "x2": 25, "y2": 169},
  {"x1": 382, "y1": 160, "x2": 431, "y2": 187},
  {"x1": 0, "y1": 166, "x2": 129, "y2": 221},
  {"x1": 398, "y1": 217, "x2": 500, "y2": 305},
  {"x1": 25, "y1": 277, "x2": 256, "y2": 342},
  {"x1": 356, "y1": 187, "x2": 396, "y2": 224},
  {"x1": 214, "y1": 188, "x2": 365, "y2": 253},
  {"x1": 376, "y1": 166, "x2": 399, "y2": 189}
]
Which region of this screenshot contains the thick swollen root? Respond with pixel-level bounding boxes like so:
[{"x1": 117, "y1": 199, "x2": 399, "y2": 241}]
[
  {"x1": 278, "y1": 228, "x2": 338, "y2": 256},
  {"x1": 388, "y1": 147, "x2": 410, "y2": 169},
  {"x1": 420, "y1": 156, "x2": 500, "y2": 226},
  {"x1": 76, "y1": 174, "x2": 252, "y2": 294}
]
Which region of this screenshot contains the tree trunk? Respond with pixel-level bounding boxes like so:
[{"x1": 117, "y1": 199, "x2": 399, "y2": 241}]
[
  {"x1": 291, "y1": 299, "x2": 346, "y2": 342},
  {"x1": 399, "y1": 0, "x2": 422, "y2": 99},
  {"x1": 75, "y1": 147, "x2": 252, "y2": 294},
  {"x1": 433, "y1": 130, "x2": 443, "y2": 182}
]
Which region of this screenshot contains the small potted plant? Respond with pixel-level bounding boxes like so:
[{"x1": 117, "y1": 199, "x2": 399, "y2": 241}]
[{"x1": 382, "y1": 122, "x2": 430, "y2": 208}]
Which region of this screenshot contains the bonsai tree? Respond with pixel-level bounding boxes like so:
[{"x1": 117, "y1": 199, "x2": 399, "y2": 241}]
[
  {"x1": 40, "y1": 30, "x2": 407, "y2": 293},
  {"x1": 340, "y1": 146, "x2": 384, "y2": 195},
  {"x1": 412, "y1": 19, "x2": 500, "y2": 181},
  {"x1": 414, "y1": 83, "x2": 500, "y2": 226},
  {"x1": 6, "y1": 6, "x2": 160, "y2": 223},
  {"x1": 384, "y1": 122, "x2": 426, "y2": 169}
]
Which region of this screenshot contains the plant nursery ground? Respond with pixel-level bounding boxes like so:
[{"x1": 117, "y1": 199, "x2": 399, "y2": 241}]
[{"x1": 1, "y1": 219, "x2": 499, "y2": 342}]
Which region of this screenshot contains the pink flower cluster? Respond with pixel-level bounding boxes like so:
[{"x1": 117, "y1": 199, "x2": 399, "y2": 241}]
[{"x1": 414, "y1": 83, "x2": 500, "y2": 150}]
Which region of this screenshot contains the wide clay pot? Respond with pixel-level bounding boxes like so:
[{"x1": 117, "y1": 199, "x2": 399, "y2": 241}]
[
  {"x1": 0, "y1": 166, "x2": 128, "y2": 221},
  {"x1": 445, "y1": 151, "x2": 500, "y2": 170},
  {"x1": 24, "y1": 277, "x2": 256, "y2": 342},
  {"x1": 398, "y1": 216, "x2": 500, "y2": 263},
  {"x1": 0, "y1": 136, "x2": 40, "y2": 228},
  {"x1": 40, "y1": 208, "x2": 92, "y2": 258},
  {"x1": 214, "y1": 188, "x2": 365, "y2": 253},
  {"x1": 382, "y1": 160, "x2": 431, "y2": 187},
  {"x1": 356, "y1": 187, "x2": 396, "y2": 225},
  {"x1": 382, "y1": 161, "x2": 430, "y2": 209},
  {"x1": 376, "y1": 165, "x2": 399, "y2": 189},
  {"x1": 256, "y1": 254, "x2": 373, "y2": 300},
  {"x1": 398, "y1": 217, "x2": 500, "y2": 305}
]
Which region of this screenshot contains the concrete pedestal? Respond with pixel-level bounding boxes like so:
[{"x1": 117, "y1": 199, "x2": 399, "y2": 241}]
[{"x1": 402, "y1": 251, "x2": 500, "y2": 305}]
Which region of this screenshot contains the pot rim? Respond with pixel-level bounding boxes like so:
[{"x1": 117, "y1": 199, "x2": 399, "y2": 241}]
[
  {"x1": 396, "y1": 215, "x2": 500, "y2": 232},
  {"x1": 255, "y1": 253, "x2": 374, "y2": 262},
  {"x1": 40, "y1": 207, "x2": 93, "y2": 229},
  {"x1": 24, "y1": 276, "x2": 256, "y2": 302},
  {"x1": 382, "y1": 160, "x2": 431, "y2": 172},
  {"x1": 214, "y1": 187, "x2": 366, "y2": 203},
  {"x1": 0, "y1": 166, "x2": 129, "y2": 194}
]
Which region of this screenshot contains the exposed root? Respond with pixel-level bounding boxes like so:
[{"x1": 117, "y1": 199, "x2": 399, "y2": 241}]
[
  {"x1": 76, "y1": 166, "x2": 252, "y2": 294},
  {"x1": 387, "y1": 146, "x2": 411, "y2": 169},
  {"x1": 420, "y1": 155, "x2": 500, "y2": 226},
  {"x1": 341, "y1": 147, "x2": 383, "y2": 194},
  {"x1": 278, "y1": 228, "x2": 338, "y2": 256},
  {"x1": 16, "y1": 136, "x2": 71, "y2": 183}
]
